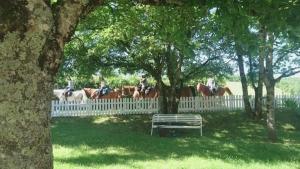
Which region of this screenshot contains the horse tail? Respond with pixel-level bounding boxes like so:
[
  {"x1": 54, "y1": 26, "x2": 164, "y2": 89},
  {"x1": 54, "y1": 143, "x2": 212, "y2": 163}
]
[
  {"x1": 81, "y1": 89, "x2": 88, "y2": 102},
  {"x1": 189, "y1": 86, "x2": 196, "y2": 97}
]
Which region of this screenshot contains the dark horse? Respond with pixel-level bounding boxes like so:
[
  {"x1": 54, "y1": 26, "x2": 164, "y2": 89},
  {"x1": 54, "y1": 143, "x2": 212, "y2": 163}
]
[
  {"x1": 83, "y1": 88, "x2": 122, "y2": 99},
  {"x1": 196, "y1": 83, "x2": 232, "y2": 96},
  {"x1": 178, "y1": 86, "x2": 196, "y2": 97},
  {"x1": 163, "y1": 86, "x2": 196, "y2": 98}
]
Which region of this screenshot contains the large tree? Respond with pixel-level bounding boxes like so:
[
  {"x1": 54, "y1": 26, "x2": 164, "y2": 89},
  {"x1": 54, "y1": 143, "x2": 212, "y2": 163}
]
[
  {"x1": 251, "y1": 0, "x2": 300, "y2": 141},
  {"x1": 61, "y1": 2, "x2": 231, "y2": 113},
  {"x1": 211, "y1": 0, "x2": 300, "y2": 141},
  {"x1": 0, "y1": 0, "x2": 104, "y2": 168}
]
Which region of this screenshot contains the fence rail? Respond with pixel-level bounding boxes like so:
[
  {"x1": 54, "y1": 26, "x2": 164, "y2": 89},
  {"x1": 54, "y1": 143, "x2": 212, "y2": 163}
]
[{"x1": 51, "y1": 95, "x2": 300, "y2": 117}]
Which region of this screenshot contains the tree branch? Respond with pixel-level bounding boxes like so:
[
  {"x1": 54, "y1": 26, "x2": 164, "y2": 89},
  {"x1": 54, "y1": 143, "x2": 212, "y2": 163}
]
[
  {"x1": 273, "y1": 55, "x2": 286, "y2": 67},
  {"x1": 275, "y1": 67, "x2": 300, "y2": 82},
  {"x1": 200, "y1": 56, "x2": 219, "y2": 66},
  {"x1": 53, "y1": 0, "x2": 104, "y2": 47},
  {"x1": 183, "y1": 56, "x2": 219, "y2": 80}
]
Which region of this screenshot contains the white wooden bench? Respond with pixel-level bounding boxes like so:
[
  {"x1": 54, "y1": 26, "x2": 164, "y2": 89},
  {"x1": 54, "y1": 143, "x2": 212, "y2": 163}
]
[{"x1": 151, "y1": 114, "x2": 202, "y2": 136}]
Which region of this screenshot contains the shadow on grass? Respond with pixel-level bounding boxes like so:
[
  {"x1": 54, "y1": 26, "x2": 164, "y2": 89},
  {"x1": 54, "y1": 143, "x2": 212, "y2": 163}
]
[{"x1": 51, "y1": 111, "x2": 300, "y2": 167}]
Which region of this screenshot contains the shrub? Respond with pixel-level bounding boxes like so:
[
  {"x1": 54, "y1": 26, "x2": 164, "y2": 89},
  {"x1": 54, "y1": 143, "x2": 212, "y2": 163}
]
[{"x1": 283, "y1": 98, "x2": 300, "y2": 115}]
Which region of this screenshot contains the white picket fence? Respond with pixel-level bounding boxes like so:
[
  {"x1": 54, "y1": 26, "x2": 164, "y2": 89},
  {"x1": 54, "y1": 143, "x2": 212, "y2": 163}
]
[
  {"x1": 51, "y1": 95, "x2": 300, "y2": 117},
  {"x1": 51, "y1": 98, "x2": 159, "y2": 117}
]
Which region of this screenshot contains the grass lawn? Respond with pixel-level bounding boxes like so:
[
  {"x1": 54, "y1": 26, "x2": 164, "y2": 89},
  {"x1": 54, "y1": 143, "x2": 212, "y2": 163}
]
[{"x1": 52, "y1": 110, "x2": 300, "y2": 169}]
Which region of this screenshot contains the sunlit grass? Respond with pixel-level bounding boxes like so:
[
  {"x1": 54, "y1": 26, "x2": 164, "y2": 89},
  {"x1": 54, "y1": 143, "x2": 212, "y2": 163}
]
[{"x1": 52, "y1": 110, "x2": 300, "y2": 169}]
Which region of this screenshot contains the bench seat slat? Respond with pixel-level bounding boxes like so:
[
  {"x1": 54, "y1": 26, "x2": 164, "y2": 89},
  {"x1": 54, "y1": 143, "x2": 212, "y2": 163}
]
[
  {"x1": 152, "y1": 120, "x2": 201, "y2": 122},
  {"x1": 151, "y1": 113, "x2": 203, "y2": 136},
  {"x1": 152, "y1": 125, "x2": 201, "y2": 129}
]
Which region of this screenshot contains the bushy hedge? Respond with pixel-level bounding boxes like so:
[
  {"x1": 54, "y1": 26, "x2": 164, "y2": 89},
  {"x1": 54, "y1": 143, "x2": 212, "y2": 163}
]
[
  {"x1": 54, "y1": 75, "x2": 157, "y2": 90},
  {"x1": 283, "y1": 98, "x2": 300, "y2": 116}
]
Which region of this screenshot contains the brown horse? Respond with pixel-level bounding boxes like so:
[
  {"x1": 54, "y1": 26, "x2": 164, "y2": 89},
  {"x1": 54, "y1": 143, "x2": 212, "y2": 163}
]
[
  {"x1": 121, "y1": 85, "x2": 136, "y2": 97},
  {"x1": 83, "y1": 88, "x2": 122, "y2": 99},
  {"x1": 132, "y1": 86, "x2": 159, "y2": 99},
  {"x1": 196, "y1": 83, "x2": 232, "y2": 96},
  {"x1": 179, "y1": 86, "x2": 196, "y2": 97}
]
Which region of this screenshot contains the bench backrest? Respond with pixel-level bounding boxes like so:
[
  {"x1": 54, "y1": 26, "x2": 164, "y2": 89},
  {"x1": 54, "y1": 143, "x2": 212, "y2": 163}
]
[{"x1": 152, "y1": 114, "x2": 202, "y2": 123}]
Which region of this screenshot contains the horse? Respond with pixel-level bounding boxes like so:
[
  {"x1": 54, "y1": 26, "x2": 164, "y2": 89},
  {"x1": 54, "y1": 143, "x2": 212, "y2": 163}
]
[
  {"x1": 196, "y1": 83, "x2": 232, "y2": 96},
  {"x1": 83, "y1": 88, "x2": 122, "y2": 99},
  {"x1": 121, "y1": 85, "x2": 136, "y2": 97},
  {"x1": 179, "y1": 86, "x2": 196, "y2": 97},
  {"x1": 53, "y1": 89, "x2": 88, "y2": 102},
  {"x1": 132, "y1": 86, "x2": 159, "y2": 99}
]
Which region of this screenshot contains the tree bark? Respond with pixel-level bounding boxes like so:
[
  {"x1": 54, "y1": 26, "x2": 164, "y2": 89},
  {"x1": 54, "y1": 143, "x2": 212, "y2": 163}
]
[
  {"x1": 0, "y1": 2, "x2": 54, "y2": 168},
  {"x1": 265, "y1": 81, "x2": 276, "y2": 141},
  {"x1": 248, "y1": 55, "x2": 260, "y2": 117},
  {"x1": 236, "y1": 45, "x2": 253, "y2": 116},
  {"x1": 165, "y1": 44, "x2": 181, "y2": 114},
  {"x1": 155, "y1": 77, "x2": 168, "y2": 114},
  {"x1": 264, "y1": 32, "x2": 277, "y2": 141},
  {"x1": 256, "y1": 26, "x2": 267, "y2": 118},
  {"x1": 0, "y1": 1, "x2": 103, "y2": 168}
]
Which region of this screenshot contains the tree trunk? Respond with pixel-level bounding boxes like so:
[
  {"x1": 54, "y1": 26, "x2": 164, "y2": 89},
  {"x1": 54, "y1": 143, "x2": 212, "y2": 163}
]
[
  {"x1": 0, "y1": 1, "x2": 103, "y2": 168},
  {"x1": 0, "y1": 49, "x2": 54, "y2": 168},
  {"x1": 165, "y1": 44, "x2": 181, "y2": 114},
  {"x1": 265, "y1": 82, "x2": 277, "y2": 141},
  {"x1": 247, "y1": 56, "x2": 258, "y2": 116},
  {"x1": 264, "y1": 32, "x2": 277, "y2": 141},
  {"x1": 256, "y1": 26, "x2": 267, "y2": 118},
  {"x1": 167, "y1": 86, "x2": 179, "y2": 113},
  {"x1": 156, "y1": 79, "x2": 168, "y2": 114},
  {"x1": 0, "y1": 17, "x2": 54, "y2": 169},
  {"x1": 236, "y1": 46, "x2": 253, "y2": 116}
]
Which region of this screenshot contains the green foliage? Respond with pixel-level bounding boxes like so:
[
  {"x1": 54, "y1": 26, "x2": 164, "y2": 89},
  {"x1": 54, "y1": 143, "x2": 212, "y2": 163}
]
[
  {"x1": 283, "y1": 98, "x2": 298, "y2": 109},
  {"x1": 55, "y1": 0, "x2": 299, "y2": 99},
  {"x1": 283, "y1": 98, "x2": 300, "y2": 115},
  {"x1": 57, "y1": 1, "x2": 232, "y2": 85},
  {"x1": 106, "y1": 76, "x2": 139, "y2": 88},
  {"x1": 54, "y1": 73, "x2": 160, "y2": 89},
  {"x1": 54, "y1": 75, "x2": 97, "y2": 89},
  {"x1": 106, "y1": 75, "x2": 157, "y2": 88}
]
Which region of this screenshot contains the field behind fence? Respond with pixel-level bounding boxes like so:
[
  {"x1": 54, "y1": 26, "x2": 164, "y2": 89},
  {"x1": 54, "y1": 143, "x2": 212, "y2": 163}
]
[{"x1": 51, "y1": 95, "x2": 300, "y2": 117}]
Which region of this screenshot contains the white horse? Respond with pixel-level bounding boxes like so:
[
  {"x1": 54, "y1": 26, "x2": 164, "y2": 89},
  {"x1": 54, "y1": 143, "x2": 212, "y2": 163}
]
[{"x1": 53, "y1": 89, "x2": 88, "y2": 103}]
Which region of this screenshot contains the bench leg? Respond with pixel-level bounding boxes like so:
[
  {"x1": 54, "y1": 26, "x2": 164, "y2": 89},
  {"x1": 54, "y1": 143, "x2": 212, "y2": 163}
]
[
  {"x1": 151, "y1": 127, "x2": 153, "y2": 136},
  {"x1": 200, "y1": 127, "x2": 202, "y2": 136}
]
